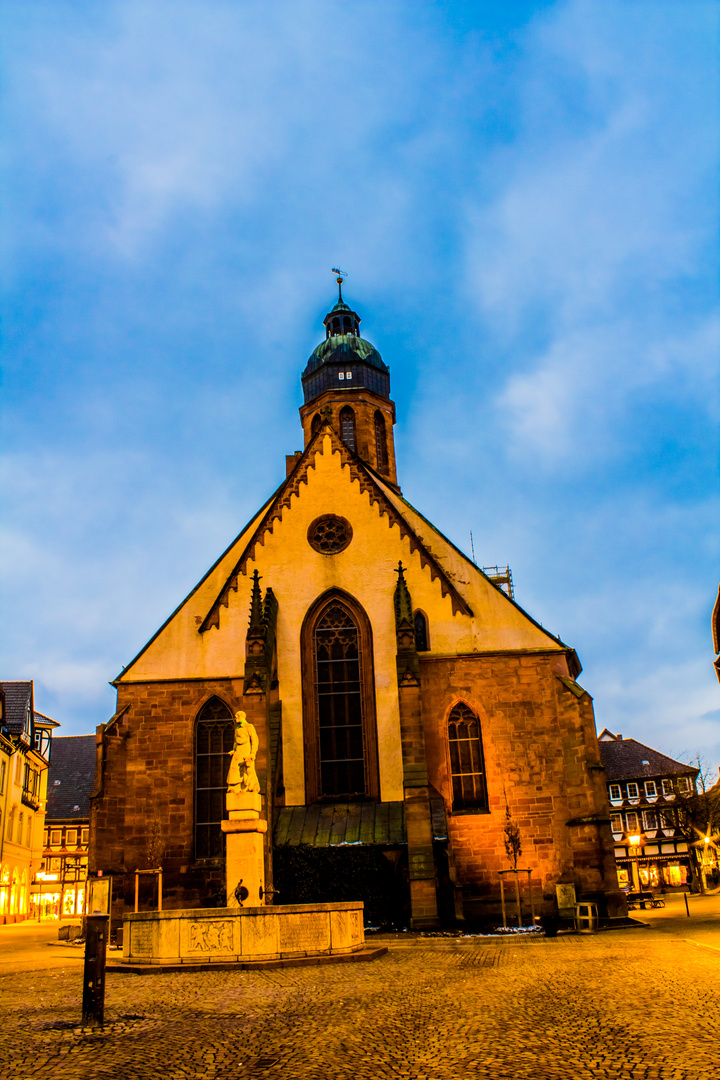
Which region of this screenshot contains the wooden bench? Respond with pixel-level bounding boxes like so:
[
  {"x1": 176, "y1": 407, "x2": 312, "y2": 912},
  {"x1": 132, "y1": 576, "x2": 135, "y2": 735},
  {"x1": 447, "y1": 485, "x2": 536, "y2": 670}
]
[{"x1": 625, "y1": 890, "x2": 665, "y2": 910}]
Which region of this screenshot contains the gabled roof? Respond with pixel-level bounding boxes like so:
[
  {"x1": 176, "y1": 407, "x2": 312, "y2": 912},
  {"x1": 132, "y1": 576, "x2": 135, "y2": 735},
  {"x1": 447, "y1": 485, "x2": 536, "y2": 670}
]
[
  {"x1": 199, "y1": 419, "x2": 474, "y2": 633},
  {"x1": 45, "y1": 735, "x2": 96, "y2": 820},
  {"x1": 597, "y1": 733, "x2": 698, "y2": 783},
  {"x1": 0, "y1": 681, "x2": 33, "y2": 736}
]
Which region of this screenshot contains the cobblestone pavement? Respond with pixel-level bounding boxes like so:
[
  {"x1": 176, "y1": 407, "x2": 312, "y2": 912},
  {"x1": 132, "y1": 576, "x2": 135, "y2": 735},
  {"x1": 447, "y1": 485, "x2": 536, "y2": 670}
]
[{"x1": 2, "y1": 927, "x2": 719, "y2": 1080}]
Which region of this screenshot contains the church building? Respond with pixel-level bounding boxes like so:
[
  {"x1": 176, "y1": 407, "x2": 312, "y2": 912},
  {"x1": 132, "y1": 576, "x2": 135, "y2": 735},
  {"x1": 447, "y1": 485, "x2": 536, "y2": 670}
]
[{"x1": 90, "y1": 284, "x2": 625, "y2": 927}]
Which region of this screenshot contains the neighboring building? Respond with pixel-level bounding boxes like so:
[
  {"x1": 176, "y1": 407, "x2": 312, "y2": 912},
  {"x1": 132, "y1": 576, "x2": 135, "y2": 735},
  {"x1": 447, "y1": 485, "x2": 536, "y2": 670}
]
[
  {"x1": 31, "y1": 735, "x2": 96, "y2": 919},
  {"x1": 0, "y1": 682, "x2": 54, "y2": 923},
  {"x1": 91, "y1": 286, "x2": 625, "y2": 927},
  {"x1": 598, "y1": 729, "x2": 699, "y2": 890}
]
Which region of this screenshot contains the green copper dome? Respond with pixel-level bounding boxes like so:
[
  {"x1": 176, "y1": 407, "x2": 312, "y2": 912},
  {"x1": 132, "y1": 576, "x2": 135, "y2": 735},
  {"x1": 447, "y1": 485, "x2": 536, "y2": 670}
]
[{"x1": 301, "y1": 290, "x2": 390, "y2": 405}]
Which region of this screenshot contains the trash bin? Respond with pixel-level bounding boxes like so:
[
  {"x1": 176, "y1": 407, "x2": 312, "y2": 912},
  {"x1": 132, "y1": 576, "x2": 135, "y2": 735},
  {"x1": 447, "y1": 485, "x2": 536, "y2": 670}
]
[{"x1": 575, "y1": 902, "x2": 598, "y2": 933}]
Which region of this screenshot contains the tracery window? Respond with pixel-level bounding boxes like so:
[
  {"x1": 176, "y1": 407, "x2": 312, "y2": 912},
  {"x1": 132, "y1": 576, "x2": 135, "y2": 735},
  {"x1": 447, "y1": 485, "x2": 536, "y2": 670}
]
[
  {"x1": 195, "y1": 697, "x2": 234, "y2": 860},
  {"x1": 302, "y1": 592, "x2": 379, "y2": 803},
  {"x1": 339, "y1": 406, "x2": 356, "y2": 451},
  {"x1": 374, "y1": 411, "x2": 388, "y2": 472},
  {"x1": 307, "y1": 515, "x2": 353, "y2": 554},
  {"x1": 448, "y1": 702, "x2": 488, "y2": 811},
  {"x1": 413, "y1": 610, "x2": 429, "y2": 651}
]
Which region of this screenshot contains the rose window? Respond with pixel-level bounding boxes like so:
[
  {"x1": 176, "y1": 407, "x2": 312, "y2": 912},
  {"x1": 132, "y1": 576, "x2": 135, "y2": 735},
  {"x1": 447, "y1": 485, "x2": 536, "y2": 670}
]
[{"x1": 307, "y1": 515, "x2": 353, "y2": 554}]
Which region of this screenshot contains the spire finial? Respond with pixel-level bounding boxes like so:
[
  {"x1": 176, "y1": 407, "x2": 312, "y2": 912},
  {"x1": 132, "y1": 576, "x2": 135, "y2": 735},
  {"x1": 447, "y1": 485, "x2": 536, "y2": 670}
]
[
  {"x1": 248, "y1": 569, "x2": 263, "y2": 632},
  {"x1": 331, "y1": 267, "x2": 347, "y2": 304}
]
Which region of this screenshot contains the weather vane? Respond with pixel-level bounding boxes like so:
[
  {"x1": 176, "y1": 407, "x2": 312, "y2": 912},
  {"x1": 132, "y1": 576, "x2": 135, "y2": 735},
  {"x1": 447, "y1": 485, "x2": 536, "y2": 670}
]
[{"x1": 331, "y1": 267, "x2": 348, "y2": 302}]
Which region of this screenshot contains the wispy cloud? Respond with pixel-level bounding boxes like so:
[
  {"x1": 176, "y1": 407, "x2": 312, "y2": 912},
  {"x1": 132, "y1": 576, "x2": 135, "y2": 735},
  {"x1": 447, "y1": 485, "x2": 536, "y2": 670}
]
[{"x1": 2, "y1": 0, "x2": 718, "y2": 766}]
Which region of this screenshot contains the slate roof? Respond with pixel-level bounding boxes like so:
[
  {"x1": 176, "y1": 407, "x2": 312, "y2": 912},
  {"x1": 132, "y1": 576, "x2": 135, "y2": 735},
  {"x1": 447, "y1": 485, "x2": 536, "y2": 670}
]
[
  {"x1": 598, "y1": 735, "x2": 698, "y2": 784},
  {"x1": 274, "y1": 802, "x2": 407, "y2": 847},
  {"x1": 0, "y1": 681, "x2": 32, "y2": 736},
  {"x1": 45, "y1": 735, "x2": 96, "y2": 820}
]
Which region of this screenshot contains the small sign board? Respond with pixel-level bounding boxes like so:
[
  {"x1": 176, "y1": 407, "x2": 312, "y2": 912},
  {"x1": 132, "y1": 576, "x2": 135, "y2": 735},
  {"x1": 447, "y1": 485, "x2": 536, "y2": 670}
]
[
  {"x1": 89, "y1": 876, "x2": 111, "y2": 914},
  {"x1": 555, "y1": 883, "x2": 576, "y2": 912}
]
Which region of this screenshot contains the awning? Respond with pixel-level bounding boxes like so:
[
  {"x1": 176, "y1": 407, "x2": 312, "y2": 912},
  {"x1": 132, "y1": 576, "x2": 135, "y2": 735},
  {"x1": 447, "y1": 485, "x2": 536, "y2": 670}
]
[{"x1": 274, "y1": 802, "x2": 406, "y2": 847}]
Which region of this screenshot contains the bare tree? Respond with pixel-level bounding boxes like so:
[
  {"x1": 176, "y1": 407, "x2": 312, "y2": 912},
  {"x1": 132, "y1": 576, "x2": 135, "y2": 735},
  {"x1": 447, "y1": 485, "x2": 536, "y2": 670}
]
[{"x1": 674, "y1": 757, "x2": 720, "y2": 892}]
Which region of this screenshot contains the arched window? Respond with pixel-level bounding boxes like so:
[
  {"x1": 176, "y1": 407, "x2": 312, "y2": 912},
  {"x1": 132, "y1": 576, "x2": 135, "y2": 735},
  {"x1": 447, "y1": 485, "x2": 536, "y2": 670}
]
[
  {"x1": 311, "y1": 412, "x2": 322, "y2": 436},
  {"x1": 374, "y1": 411, "x2": 388, "y2": 472},
  {"x1": 339, "y1": 406, "x2": 356, "y2": 451},
  {"x1": 195, "y1": 697, "x2": 234, "y2": 860},
  {"x1": 302, "y1": 592, "x2": 379, "y2": 802},
  {"x1": 332, "y1": 317, "x2": 341, "y2": 334},
  {"x1": 343, "y1": 316, "x2": 352, "y2": 333},
  {"x1": 413, "y1": 610, "x2": 429, "y2": 652},
  {"x1": 448, "y1": 702, "x2": 488, "y2": 811}
]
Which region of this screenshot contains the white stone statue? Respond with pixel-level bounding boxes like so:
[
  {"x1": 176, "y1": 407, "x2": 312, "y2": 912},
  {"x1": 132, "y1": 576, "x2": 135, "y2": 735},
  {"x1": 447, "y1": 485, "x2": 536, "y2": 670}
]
[{"x1": 227, "y1": 711, "x2": 260, "y2": 794}]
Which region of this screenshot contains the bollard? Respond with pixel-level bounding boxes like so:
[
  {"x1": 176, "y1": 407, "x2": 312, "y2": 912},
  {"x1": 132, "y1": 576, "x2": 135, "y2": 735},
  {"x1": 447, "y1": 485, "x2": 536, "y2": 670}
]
[
  {"x1": 684, "y1": 892, "x2": 690, "y2": 918},
  {"x1": 81, "y1": 914, "x2": 109, "y2": 1028}
]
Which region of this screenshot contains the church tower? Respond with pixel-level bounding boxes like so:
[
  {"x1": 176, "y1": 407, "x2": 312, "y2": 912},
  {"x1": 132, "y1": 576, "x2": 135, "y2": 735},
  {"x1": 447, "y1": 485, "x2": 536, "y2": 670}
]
[{"x1": 298, "y1": 277, "x2": 399, "y2": 489}]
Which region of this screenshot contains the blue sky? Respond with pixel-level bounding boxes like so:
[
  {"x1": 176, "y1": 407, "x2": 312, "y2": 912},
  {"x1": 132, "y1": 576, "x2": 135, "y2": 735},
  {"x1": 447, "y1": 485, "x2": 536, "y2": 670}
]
[{"x1": 2, "y1": 0, "x2": 718, "y2": 770}]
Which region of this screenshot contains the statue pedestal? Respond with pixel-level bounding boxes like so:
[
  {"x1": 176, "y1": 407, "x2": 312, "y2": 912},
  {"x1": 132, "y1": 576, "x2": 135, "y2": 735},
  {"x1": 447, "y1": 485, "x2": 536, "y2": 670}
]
[{"x1": 221, "y1": 791, "x2": 266, "y2": 907}]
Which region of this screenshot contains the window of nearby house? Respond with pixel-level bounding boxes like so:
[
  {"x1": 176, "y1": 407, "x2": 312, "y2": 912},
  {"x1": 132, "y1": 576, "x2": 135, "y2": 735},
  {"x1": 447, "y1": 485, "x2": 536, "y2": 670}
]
[
  {"x1": 339, "y1": 406, "x2": 356, "y2": 451},
  {"x1": 413, "y1": 611, "x2": 429, "y2": 652},
  {"x1": 7, "y1": 809, "x2": 15, "y2": 841},
  {"x1": 625, "y1": 811, "x2": 640, "y2": 832},
  {"x1": 448, "y1": 702, "x2": 489, "y2": 812},
  {"x1": 301, "y1": 591, "x2": 379, "y2": 804},
  {"x1": 610, "y1": 813, "x2": 623, "y2": 832},
  {"x1": 17, "y1": 813, "x2": 23, "y2": 845},
  {"x1": 0, "y1": 760, "x2": 5, "y2": 795},
  {"x1": 608, "y1": 784, "x2": 622, "y2": 801},
  {"x1": 26, "y1": 817, "x2": 32, "y2": 847},
  {"x1": 642, "y1": 810, "x2": 658, "y2": 830},
  {"x1": 81, "y1": 828, "x2": 89, "y2": 846},
  {"x1": 677, "y1": 777, "x2": 690, "y2": 793},
  {"x1": 660, "y1": 808, "x2": 675, "y2": 829},
  {"x1": 43, "y1": 829, "x2": 48, "y2": 847},
  {"x1": 50, "y1": 858, "x2": 61, "y2": 871},
  {"x1": 50, "y1": 829, "x2": 61, "y2": 846},
  {"x1": 661, "y1": 779, "x2": 674, "y2": 796},
  {"x1": 626, "y1": 782, "x2": 639, "y2": 800},
  {"x1": 195, "y1": 697, "x2": 234, "y2": 861},
  {"x1": 645, "y1": 781, "x2": 657, "y2": 797},
  {"x1": 66, "y1": 829, "x2": 78, "y2": 848}
]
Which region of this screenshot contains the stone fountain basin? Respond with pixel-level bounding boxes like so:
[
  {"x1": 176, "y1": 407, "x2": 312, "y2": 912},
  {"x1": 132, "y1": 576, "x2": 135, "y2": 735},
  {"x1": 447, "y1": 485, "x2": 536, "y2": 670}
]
[{"x1": 122, "y1": 901, "x2": 364, "y2": 965}]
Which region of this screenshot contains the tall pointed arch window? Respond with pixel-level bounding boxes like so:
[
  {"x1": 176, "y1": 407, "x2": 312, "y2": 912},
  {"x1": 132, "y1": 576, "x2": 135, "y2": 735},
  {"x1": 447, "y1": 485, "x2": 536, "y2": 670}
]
[
  {"x1": 302, "y1": 592, "x2": 379, "y2": 802},
  {"x1": 339, "y1": 406, "x2": 356, "y2": 451},
  {"x1": 195, "y1": 697, "x2": 234, "y2": 859},
  {"x1": 311, "y1": 413, "x2": 322, "y2": 436},
  {"x1": 448, "y1": 702, "x2": 488, "y2": 811},
  {"x1": 413, "y1": 610, "x2": 429, "y2": 652},
  {"x1": 374, "y1": 411, "x2": 388, "y2": 472}
]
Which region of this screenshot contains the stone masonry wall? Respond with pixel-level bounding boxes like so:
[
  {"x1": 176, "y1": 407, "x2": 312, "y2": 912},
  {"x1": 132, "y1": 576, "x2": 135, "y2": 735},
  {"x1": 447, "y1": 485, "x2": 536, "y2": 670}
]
[
  {"x1": 90, "y1": 678, "x2": 268, "y2": 915},
  {"x1": 418, "y1": 650, "x2": 624, "y2": 918}
]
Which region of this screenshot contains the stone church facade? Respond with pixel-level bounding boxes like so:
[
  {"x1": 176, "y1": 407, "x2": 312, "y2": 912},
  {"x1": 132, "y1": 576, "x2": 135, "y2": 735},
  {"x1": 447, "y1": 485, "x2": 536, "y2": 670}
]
[{"x1": 90, "y1": 286, "x2": 625, "y2": 927}]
